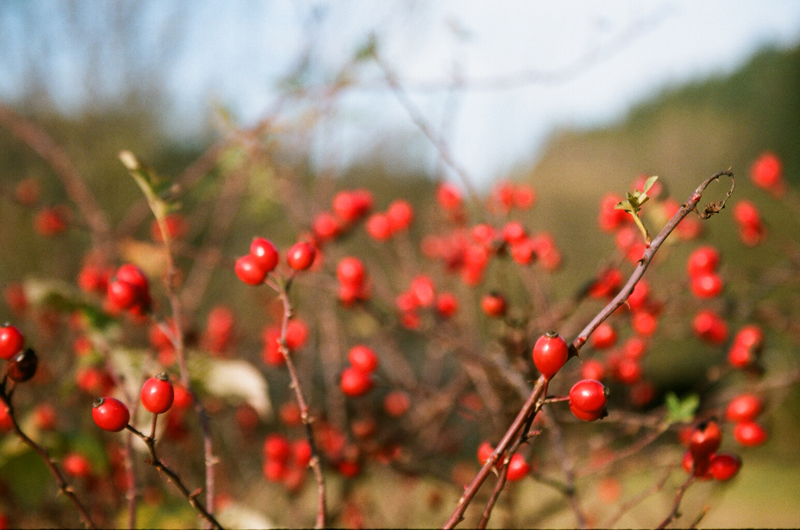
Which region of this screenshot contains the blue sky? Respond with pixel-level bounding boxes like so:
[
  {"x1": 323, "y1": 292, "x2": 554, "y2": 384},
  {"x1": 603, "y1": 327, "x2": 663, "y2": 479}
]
[{"x1": 3, "y1": 1, "x2": 800, "y2": 188}]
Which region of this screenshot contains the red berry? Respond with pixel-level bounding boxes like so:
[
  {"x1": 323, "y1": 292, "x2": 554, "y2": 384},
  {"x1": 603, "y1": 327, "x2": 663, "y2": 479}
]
[
  {"x1": 263, "y1": 434, "x2": 292, "y2": 463},
  {"x1": 733, "y1": 421, "x2": 768, "y2": 447},
  {"x1": 436, "y1": 183, "x2": 463, "y2": 210},
  {"x1": 622, "y1": 337, "x2": 648, "y2": 359},
  {"x1": 286, "y1": 242, "x2": 316, "y2": 271},
  {"x1": 726, "y1": 394, "x2": 764, "y2": 423},
  {"x1": 410, "y1": 275, "x2": 436, "y2": 307},
  {"x1": 689, "y1": 420, "x2": 722, "y2": 460},
  {"x1": 340, "y1": 367, "x2": 373, "y2": 397},
  {"x1": 436, "y1": 292, "x2": 459, "y2": 319},
  {"x1": 710, "y1": 453, "x2": 742, "y2": 481},
  {"x1": 250, "y1": 237, "x2": 279, "y2": 273},
  {"x1": 532, "y1": 330, "x2": 569, "y2": 380},
  {"x1": 333, "y1": 191, "x2": 364, "y2": 223},
  {"x1": 692, "y1": 310, "x2": 728, "y2": 345},
  {"x1": 312, "y1": 212, "x2": 342, "y2": 242},
  {"x1": 510, "y1": 238, "x2": 537, "y2": 265},
  {"x1": 234, "y1": 254, "x2": 267, "y2": 285},
  {"x1": 750, "y1": 151, "x2": 784, "y2": 196},
  {"x1": 733, "y1": 325, "x2": 763, "y2": 351},
  {"x1": 631, "y1": 310, "x2": 658, "y2": 337},
  {"x1": 727, "y1": 344, "x2": 753, "y2": 369},
  {"x1": 151, "y1": 213, "x2": 188, "y2": 242},
  {"x1": 383, "y1": 390, "x2": 410, "y2": 417},
  {"x1": 116, "y1": 264, "x2": 149, "y2": 293},
  {"x1": 348, "y1": 345, "x2": 378, "y2": 374},
  {"x1": 471, "y1": 224, "x2": 497, "y2": 246},
  {"x1": 63, "y1": 452, "x2": 93, "y2": 478},
  {"x1": 580, "y1": 359, "x2": 606, "y2": 381},
  {"x1": 690, "y1": 272, "x2": 723, "y2": 299},
  {"x1": 614, "y1": 358, "x2": 642, "y2": 385},
  {"x1": 590, "y1": 322, "x2": 617, "y2": 350},
  {"x1": 477, "y1": 442, "x2": 495, "y2": 466},
  {"x1": 285, "y1": 319, "x2": 308, "y2": 350},
  {"x1": 505, "y1": 453, "x2": 530, "y2": 481},
  {"x1": 481, "y1": 292, "x2": 507, "y2": 318},
  {"x1": 513, "y1": 185, "x2": 536, "y2": 209},
  {"x1": 107, "y1": 280, "x2": 139, "y2": 310},
  {"x1": 687, "y1": 246, "x2": 720, "y2": 276},
  {"x1": 140, "y1": 373, "x2": 174, "y2": 414},
  {"x1": 386, "y1": 200, "x2": 414, "y2": 232},
  {"x1": 92, "y1": 397, "x2": 130, "y2": 432},
  {"x1": 366, "y1": 213, "x2": 392, "y2": 241},
  {"x1": 598, "y1": 194, "x2": 629, "y2": 232},
  {"x1": 569, "y1": 379, "x2": 608, "y2": 421},
  {"x1": 33, "y1": 403, "x2": 57, "y2": 430},
  {"x1": 204, "y1": 306, "x2": 235, "y2": 354},
  {"x1": 263, "y1": 459, "x2": 287, "y2": 482},
  {"x1": 34, "y1": 207, "x2": 68, "y2": 236},
  {"x1": 172, "y1": 384, "x2": 193, "y2": 410},
  {"x1": 682, "y1": 450, "x2": 712, "y2": 479},
  {"x1": 77, "y1": 265, "x2": 111, "y2": 295},
  {"x1": 589, "y1": 268, "x2": 623, "y2": 298},
  {"x1": 337, "y1": 257, "x2": 366, "y2": 288},
  {"x1": 0, "y1": 324, "x2": 24, "y2": 361},
  {"x1": 501, "y1": 221, "x2": 526, "y2": 245}
]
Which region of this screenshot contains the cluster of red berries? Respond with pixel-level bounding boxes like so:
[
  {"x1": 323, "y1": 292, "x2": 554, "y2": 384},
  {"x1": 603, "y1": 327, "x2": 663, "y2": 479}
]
[
  {"x1": 92, "y1": 373, "x2": 175, "y2": 432},
  {"x1": 340, "y1": 345, "x2": 378, "y2": 397},
  {"x1": 394, "y1": 275, "x2": 458, "y2": 328},
  {"x1": 0, "y1": 323, "x2": 38, "y2": 383},
  {"x1": 150, "y1": 213, "x2": 188, "y2": 242},
  {"x1": 733, "y1": 200, "x2": 767, "y2": 247},
  {"x1": 726, "y1": 393, "x2": 769, "y2": 447},
  {"x1": 202, "y1": 305, "x2": 235, "y2": 355},
  {"x1": 681, "y1": 420, "x2": 741, "y2": 481},
  {"x1": 106, "y1": 264, "x2": 151, "y2": 316},
  {"x1": 365, "y1": 199, "x2": 414, "y2": 241},
  {"x1": 77, "y1": 263, "x2": 113, "y2": 296},
  {"x1": 262, "y1": 433, "x2": 311, "y2": 491},
  {"x1": 336, "y1": 257, "x2": 371, "y2": 306},
  {"x1": 311, "y1": 189, "x2": 374, "y2": 244},
  {"x1": 727, "y1": 324, "x2": 764, "y2": 370},
  {"x1": 488, "y1": 181, "x2": 537, "y2": 214},
  {"x1": 261, "y1": 319, "x2": 308, "y2": 367},
  {"x1": 687, "y1": 245, "x2": 724, "y2": 299},
  {"x1": 234, "y1": 237, "x2": 279, "y2": 285}
]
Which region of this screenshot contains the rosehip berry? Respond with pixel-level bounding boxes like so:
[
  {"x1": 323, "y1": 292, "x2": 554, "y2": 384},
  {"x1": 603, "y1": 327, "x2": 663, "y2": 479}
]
[
  {"x1": 481, "y1": 292, "x2": 507, "y2": 318},
  {"x1": 250, "y1": 237, "x2": 279, "y2": 273},
  {"x1": 750, "y1": 151, "x2": 784, "y2": 196},
  {"x1": 92, "y1": 397, "x2": 130, "y2": 432},
  {"x1": 333, "y1": 191, "x2": 364, "y2": 223},
  {"x1": 598, "y1": 193, "x2": 629, "y2": 232},
  {"x1": 63, "y1": 452, "x2": 93, "y2": 478},
  {"x1": 510, "y1": 239, "x2": 537, "y2": 265},
  {"x1": 263, "y1": 459, "x2": 287, "y2": 482},
  {"x1": 107, "y1": 280, "x2": 139, "y2": 310},
  {"x1": 435, "y1": 292, "x2": 459, "y2": 319},
  {"x1": 682, "y1": 450, "x2": 712, "y2": 479},
  {"x1": 383, "y1": 390, "x2": 411, "y2": 417},
  {"x1": 286, "y1": 241, "x2": 316, "y2": 271},
  {"x1": 386, "y1": 200, "x2": 414, "y2": 232},
  {"x1": 337, "y1": 257, "x2": 366, "y2": 288},
  {"x1": 692, "y1": 310, "x2": 728, "y2": 345},
  {"x1": 687, "y1": 246, "x2": 720, "y2": 277},
  {"x1": 689, "y1": 420, "x2": 722, "y2": 460},
  {"x1": 710, "y1": 453, "x2": 742, "y2": 481},
  {"x1": 235, "y1": 254, "x2": 267, "y2": 285},
  {"x1": 690, "y1": 272, "x2": 723, "y2": 299},
  {"x1": 366, "y1": 213, "x2": 392, "y2": 241},
  {"x1": 263, "y1": 434, "x2": 292, "y2": 463},
  {"x1": 588, "y1": 268, "x2": 623, "y2": 298},
  {"x1": 501, "y1": 221, "x2": 527, "y2": 245},
  {"x1": 312, "y1": 212, "x2": 342, "y2": 242},
  {"x1": 140, "y1": 373, "x2": 174, "y2": 414},
  {"x1": 569, "y1": 379, "x2": 608, "y2": 421},
  {"x1": 151, "y1": 213, "x2": 188, "y2": 242},
  {"x1": 726, "y1": 394, "x2": 764, "y2": 423},
  {"x1": 285, "y1": 319, "x2": 309, "y2": 350},
  {"x1": 436, "y1": 183, "x2": 463, "y2": 210},
  {"x1": 471, "y1": 224, "x2": 497, "y2": 246},
  {"x1": 580, "y1": 359, "x2": 606, "y2": 381},
  {"x1": 340, "y1": 367, "x2": 373, "y2": 397},
  {"x1": 409, "y1": 275, "x2": 436, "y2": 307},
  {"x1": 7, "y1": 348, "x2": 38, "y2": 382},
  {"x1": 733, "y1": 325, "x2": 763, "y2": 351},
  {"x1": 532, "y1": 330, "x2": 569, "y2": 380},
  {"x1": 477, "y1": 442, "x2": 495, "y2": 466},
  {"x1": 733, "y1": 421, "x2": 768, "y2": 447},
  {"x1": 513, "y1": 184, "x2": 536, "y2": 209},
  {"x1": 631, "y1": 310, "x2": 658, "y2": 337},
  {"x1": 590, "y1": 322, "x2": 617, "y2": 350},
  {"x1": 348, "y1": 345, "x2": 379, "y2": 374},
  {"x1": 505, "y1": 453, "x2": 530, "y2": 481},
  {"x1": 116, "y1": 264, "x2": 149, "y2": 293},
  {"x1": 614, "y1": 357, "x2": 642, "y2": 385},
  {"x1": 0, "y1": 324, "x2": 25, "y2": 360},
  {"x1": 727, "y1": 344, "x2": 753, "y2": 369}
]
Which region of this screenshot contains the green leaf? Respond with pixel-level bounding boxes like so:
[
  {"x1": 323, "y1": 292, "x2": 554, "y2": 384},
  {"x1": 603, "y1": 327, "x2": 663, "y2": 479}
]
[
  {"x1": 642, "y1": 175, "x2": 659, "y2": 194},
  {"x1": 665, "y1": 392, "x2": 699, "y2": 424}
]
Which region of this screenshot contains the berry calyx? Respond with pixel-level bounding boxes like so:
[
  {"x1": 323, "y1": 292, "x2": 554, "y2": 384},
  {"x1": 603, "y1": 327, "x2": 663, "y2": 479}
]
[
  {"x1": 286, "y1": 242, "x2": 316, "y2": 271},
  {"x1": 568, "y1": 379, "x2": 608, "y2": 421},
  {"x1": 92, "y1": 397, "x2": 130, "y2": 432},
  {"x1": 140, "y1": 373, "x2": 174, "y2": 414},
  {"x1": 0, "y1": 324, "x2": 25, "y2": 361},
  {"x1": 532, "y1": 330, "x2": 569, "y2": 380},
  {"x1": 250, "y1": 237, "x2": 279, "y2": 273},
  {"x1": 235, "y1": 255, "x2": 267, "y2": 285}
]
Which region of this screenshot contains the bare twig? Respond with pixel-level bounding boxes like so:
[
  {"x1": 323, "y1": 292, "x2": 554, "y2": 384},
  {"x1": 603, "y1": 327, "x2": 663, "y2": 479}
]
[
  {"x1": 656, "y1": 473, "x2": 696, "y2": 529},
  {"x1": 126, "y1": 423, "x2": 223, "y2": 529},
  {"x1": 0, "y1": 383, "x2": 96, "y2": 529}
]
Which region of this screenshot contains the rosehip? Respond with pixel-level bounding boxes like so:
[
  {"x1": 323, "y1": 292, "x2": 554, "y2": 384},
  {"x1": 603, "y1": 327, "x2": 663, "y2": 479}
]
[
  {"x1": 477, "y1": 442, "x2": 495, "y2": 466},
  {"x1": 750, "y1": 151, "x2": 784, "y2": 196},
  {"x1": 383, "y1": 390, "x2": 410, "y2": 417},
  {"x1": 690, "y1": 272, "x2": 723, "y2": 299},
  {"x1": 580, "y1": 359, "x2": 606, "y2": 381},
  {"x1": 348, "y1": 345, "x2": 378, "y2": 374},
  {"x1": 340, "y1": 367, "x2": 373, "y2": 397},
  {"x1": 481, "y1": 292, "x2": 507, "y2": 318},
  {"x1": 692, "y1": 310, "x2": 728, "y2": 345},
  {"x1": 689, "y1": 420, "x2": 722, "y2": 460},
  {"x1": 366, "y1": 213, "x2": 392, "y2": 241},
  {"x1": 234, "y1": 254, "x2": 267, "y2": 285},
  {"x1": 687, "y1": 246, "x2": 720, "y2": 276},
  {"x1": 0, "y1": 324, "x2": 24, "y2": 361},
  {"x1": 726, "y1": 394, "x2": 764, "y2": 423},
  {"x1": 733, "y1": 421, "x2": 768, "y2": 447},
  {"x1": 140, "y1": 373, "x2": 174, "y2": 414},
  {"x1": 590, "y1": 322, "x2": 617, "y2": 350},
  {"x1": 63, "y1": 452, "x2": 92, "y2": 478},
  {"x1": 505, "y1": 453, "x2": 530, "y2": 481},
  {"x1": 92, "y1": 397, "x2": 130, "y2": 432},
  {"x1": 569, "y1": 379, "x2": 608, "y2": 421},
  {"x1": 286, "y1": 242, "x2": 316, "y2": 271},
  {"x1": 337, "y1": 257, "x2": 366, "y2": 288},
  {"x1": 710, "y1": 453, "x2": 742, "y2": 481},
  {"x1": 532, "y1": 330, "x2": 569, "y2": 380},
  {"x1": 435, "y1": 292, "x2": 459, "y2": 319},
  {"x1": 263, "y1": 434, "x2": 292, "y2": 463},
  {"x1": 250, "y1": 237, "x2": 279, "y2": 273},
  {"x1": 386, "y1": 200, "x2": 414, "y2": 232}
]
